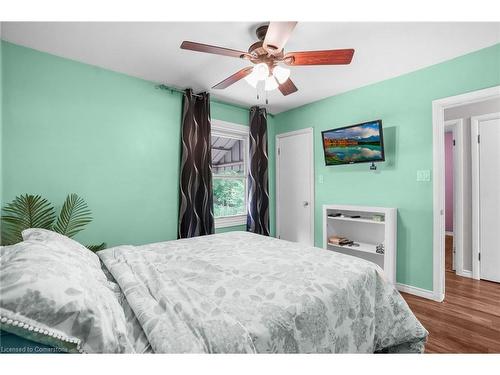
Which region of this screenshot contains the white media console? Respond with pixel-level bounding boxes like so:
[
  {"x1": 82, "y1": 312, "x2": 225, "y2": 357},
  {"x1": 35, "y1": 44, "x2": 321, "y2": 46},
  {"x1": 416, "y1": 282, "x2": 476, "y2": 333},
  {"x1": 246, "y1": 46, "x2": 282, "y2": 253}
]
[{"x1": 323, "y1": 204, "x2": 397, "y2": 283}]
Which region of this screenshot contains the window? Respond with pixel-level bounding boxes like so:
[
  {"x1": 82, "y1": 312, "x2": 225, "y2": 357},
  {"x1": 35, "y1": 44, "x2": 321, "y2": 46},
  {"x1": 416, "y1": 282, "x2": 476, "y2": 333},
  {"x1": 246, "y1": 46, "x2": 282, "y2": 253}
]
[{"x1": 211, "y1": 120, "x2": 249, "y2": 228}]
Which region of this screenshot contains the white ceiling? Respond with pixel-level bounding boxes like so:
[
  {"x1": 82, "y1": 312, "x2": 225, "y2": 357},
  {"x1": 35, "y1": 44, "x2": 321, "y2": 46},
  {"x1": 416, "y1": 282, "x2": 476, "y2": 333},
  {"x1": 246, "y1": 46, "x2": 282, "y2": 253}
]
[{"x1": 2, "y1": 22, "x2": 499, "y2": 114}]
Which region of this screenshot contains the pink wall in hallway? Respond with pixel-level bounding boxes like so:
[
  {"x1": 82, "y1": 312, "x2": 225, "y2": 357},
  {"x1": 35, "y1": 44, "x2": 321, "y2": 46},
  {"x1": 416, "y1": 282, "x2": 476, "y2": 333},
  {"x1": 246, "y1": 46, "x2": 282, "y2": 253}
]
[{"x1": 445, "y1": 132, "x2": 454, "y2": 232}]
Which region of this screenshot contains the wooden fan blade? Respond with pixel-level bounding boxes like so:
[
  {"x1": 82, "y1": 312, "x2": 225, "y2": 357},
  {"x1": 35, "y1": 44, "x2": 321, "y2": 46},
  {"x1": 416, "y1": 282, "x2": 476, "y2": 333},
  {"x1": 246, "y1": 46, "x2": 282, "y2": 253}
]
[
  {"x1": 263, "y1": 22, "x2": 297, "y2": 55},
  {"x1": 180, "y1": 41, "x2": 248, "y2": 59},
  {"x1": 278, "y1": 78, "x2": 298, "y2": 96},
  {"x1": 284, "y1": 49, "x2": 354, "y2": 66},
  {"x1": 212, "y1": 67, "x2": 254, "y2": 89}
]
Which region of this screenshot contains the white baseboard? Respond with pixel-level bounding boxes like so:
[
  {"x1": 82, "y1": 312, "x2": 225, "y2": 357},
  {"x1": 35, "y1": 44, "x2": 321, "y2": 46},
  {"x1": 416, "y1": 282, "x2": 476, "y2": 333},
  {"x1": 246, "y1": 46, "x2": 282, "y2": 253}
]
[
  {"x1": 457, "y1": 269, "x2": 472, "y2": 278},
  {"x1": 396, "y1": 283, "x2": 439, "y2": 301}
]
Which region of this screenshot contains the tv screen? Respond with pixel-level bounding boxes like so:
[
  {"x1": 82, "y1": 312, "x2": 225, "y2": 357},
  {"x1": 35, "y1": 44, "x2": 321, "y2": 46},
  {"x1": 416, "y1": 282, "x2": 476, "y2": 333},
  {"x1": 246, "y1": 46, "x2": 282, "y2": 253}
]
[{"x1": 322, "y1": 120, "x2": 385, "y2": 166}]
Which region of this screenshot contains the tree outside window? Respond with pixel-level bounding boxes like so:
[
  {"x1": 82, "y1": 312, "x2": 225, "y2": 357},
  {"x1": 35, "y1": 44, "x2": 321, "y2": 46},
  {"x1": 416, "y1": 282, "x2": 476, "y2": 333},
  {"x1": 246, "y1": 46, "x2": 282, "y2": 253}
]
[{"x1": 211, "y1": 135, "x2": 246, "y2": 219}]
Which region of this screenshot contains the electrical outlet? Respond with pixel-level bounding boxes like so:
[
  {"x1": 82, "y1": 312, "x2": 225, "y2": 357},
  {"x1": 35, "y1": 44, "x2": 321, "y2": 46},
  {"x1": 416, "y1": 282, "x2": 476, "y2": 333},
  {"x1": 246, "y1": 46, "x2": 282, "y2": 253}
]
[
  {"x1": 416, "y1": 170, "x2": 431, "y2": 182},
  {"x1": 318, "y1": 175, "x2": 324, "y2": 184}
]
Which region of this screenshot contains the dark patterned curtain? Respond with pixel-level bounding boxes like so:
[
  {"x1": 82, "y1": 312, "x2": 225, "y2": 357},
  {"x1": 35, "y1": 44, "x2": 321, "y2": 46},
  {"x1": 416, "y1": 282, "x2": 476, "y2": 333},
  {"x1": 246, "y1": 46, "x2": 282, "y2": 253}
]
[
  {"x1": 178, "y1": 89, "x2": 215, "y2": 238},
  {"x1": 247, "y1": 106, "x2": 270, "y2": 236}
]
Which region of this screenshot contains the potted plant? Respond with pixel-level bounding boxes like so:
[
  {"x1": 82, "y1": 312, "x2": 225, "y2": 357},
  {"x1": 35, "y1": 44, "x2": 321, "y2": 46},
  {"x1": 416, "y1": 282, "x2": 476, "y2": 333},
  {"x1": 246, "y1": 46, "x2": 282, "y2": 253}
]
[{"x1": 1, "y1": 193, "x2": 106, "y2": 251}]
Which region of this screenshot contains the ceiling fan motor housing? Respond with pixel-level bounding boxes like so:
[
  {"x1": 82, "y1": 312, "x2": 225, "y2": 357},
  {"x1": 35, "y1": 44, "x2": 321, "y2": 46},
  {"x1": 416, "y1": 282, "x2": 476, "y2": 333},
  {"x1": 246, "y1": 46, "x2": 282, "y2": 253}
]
[
  {"x1": 248, "y1": 24, "x2": 285, "y2": 72},
  {"x1": 255, "y1": 24, "x2": 269, "y2": 41}
]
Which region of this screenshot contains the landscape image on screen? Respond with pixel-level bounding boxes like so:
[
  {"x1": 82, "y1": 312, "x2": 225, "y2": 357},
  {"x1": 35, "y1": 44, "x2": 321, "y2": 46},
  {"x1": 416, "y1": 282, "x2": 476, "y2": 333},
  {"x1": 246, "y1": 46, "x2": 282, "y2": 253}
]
[{"x1": 323, "y1": 121, "x2": 383, "y2": 165}]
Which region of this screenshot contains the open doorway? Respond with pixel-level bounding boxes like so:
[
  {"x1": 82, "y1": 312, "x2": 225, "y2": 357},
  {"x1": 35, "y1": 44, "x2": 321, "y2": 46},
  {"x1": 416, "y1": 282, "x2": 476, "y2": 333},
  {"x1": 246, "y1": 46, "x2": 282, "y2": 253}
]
[
  {"x1": 443, "y1": 120, "x2": 464, "y2": 279},
  {"x1": 432, "y1": 86, "x2": 500, "y2": 301},
  {"x1": 444, "y1": 130, "x2": 453, "y2": 268},
  {"x1": 444, "y1": 97, "x2": 500, "y2": 287}
]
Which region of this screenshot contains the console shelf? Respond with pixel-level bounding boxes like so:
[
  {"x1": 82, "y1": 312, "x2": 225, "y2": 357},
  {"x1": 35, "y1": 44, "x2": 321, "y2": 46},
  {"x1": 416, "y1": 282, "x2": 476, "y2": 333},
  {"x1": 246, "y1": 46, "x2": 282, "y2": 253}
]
[
  {"x1": 327, "y1": 241, "x2": 382, "y2": 255},
  {"x1": 323, "y1": 204, "x2": 397, "y2": 283},
  {"x1": 327, "y1": 216, "x2": 385, "y2": 225}
]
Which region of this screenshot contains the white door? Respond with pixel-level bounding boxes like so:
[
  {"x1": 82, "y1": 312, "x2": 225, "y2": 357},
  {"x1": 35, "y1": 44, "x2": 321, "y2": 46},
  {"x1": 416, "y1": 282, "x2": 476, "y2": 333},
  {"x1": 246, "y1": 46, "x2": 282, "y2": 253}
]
[
  {"x1": 472, "y1": 113, "x2": 500, "y2": 282},
  {"x1": 444, "y1": 127, "x2": 456, "y2": 271},
  {"x1": 276, "y1": 128, "x2": 314, "y2": 245}
]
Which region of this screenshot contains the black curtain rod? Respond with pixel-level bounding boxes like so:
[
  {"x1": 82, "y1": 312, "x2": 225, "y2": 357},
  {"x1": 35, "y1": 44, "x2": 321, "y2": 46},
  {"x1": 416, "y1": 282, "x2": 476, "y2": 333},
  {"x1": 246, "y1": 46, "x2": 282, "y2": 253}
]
[
  {"x1": 155, "y1": 84, "x2": 203, "y2": 97},
  {"x1": 155, "y1": 83, "x2": 272, "y2": 114}
]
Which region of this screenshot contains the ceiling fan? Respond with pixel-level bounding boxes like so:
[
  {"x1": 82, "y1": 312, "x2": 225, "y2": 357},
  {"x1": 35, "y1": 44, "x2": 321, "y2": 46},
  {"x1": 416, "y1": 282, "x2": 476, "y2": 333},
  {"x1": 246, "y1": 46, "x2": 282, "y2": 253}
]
[{"x1": 180, "y1": 22, "x2": 355, "y2": 96}]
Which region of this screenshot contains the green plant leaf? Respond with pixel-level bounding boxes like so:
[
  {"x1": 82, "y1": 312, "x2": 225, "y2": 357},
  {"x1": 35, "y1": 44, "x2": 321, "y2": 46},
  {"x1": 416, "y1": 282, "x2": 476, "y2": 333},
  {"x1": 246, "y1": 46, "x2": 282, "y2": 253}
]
[
  {"x1": 1, "y1": 194, "x2": 56, "y2": 245},
  {"x1": 53, "y1": 194, "x2": 92, "y2": 238},
  {"x1": 86, "y1": 243, "x2": 107, "y2": 252}
]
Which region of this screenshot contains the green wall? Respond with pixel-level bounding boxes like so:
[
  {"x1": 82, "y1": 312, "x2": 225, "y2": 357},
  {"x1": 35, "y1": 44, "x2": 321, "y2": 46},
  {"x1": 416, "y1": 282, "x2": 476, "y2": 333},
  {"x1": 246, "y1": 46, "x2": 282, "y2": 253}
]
[
  {"x1": 274, "y1": 43, "x2": 500, "y2": 290},
  {"x1": 1, "y1": 41, "x2": 275, "y2": 247}
]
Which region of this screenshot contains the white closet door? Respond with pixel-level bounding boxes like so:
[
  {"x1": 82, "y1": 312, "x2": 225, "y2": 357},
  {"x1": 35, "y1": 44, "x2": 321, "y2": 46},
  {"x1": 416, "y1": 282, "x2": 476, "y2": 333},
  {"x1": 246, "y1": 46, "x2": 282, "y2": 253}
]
[
  {"x1": 473, "y1": 113, "x2": 500, "y2": 282},
  {"x1": 276, "y1": 128, "x2": 314, "y2": 246}
]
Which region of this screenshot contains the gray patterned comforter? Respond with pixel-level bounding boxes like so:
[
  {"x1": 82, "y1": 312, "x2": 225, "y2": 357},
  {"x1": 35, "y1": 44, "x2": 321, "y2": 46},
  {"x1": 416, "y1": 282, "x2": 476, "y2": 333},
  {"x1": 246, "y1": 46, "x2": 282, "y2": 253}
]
[{"x1": 98, "y1": 232, "x2": 427, "y2": 353}]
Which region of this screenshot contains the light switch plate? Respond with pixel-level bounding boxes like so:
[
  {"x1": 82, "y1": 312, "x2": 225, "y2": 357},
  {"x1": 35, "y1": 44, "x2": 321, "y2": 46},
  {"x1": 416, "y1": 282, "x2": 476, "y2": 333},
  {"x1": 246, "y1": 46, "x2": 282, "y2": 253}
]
[{"x1": 416, "y1": 170, "x2": 431, "y2": 182}]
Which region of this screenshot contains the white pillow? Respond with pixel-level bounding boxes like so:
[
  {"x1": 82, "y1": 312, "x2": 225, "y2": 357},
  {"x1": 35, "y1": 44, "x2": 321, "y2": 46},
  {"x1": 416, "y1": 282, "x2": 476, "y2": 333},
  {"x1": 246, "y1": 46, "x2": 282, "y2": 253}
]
[
  {"x1": 22, "y1": 228, "x2": 100, "y2": 268},
  {"x1": 0, "y1": 238, "x2": 133, "y2": 353}
]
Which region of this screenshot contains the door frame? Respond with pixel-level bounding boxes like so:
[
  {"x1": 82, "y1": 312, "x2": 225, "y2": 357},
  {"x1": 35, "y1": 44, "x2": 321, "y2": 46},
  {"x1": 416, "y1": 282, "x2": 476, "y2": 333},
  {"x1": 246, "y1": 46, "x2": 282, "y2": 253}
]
[
  {"x1": 276, "y1": 127, "x2": 315, "y2": 246},
  {"x1": 471, "y1": 112, "x2": 500, "y2": 280},
  {"x1": 432, "y1": 85, "x2": 500, "y2": 302},
  {"x1": 444, "y1": 119, "x2": 465, "y2": 276}
]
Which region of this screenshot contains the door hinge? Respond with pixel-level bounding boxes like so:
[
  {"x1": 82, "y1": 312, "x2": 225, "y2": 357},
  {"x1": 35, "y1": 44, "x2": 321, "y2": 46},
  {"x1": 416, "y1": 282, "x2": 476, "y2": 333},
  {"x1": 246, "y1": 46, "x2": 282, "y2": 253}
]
[
  {"x1": 278, "y1": 148, "x2": 280, "y2": 156},
  {"x1": 479, "y1": 253, "x2": 481, "y2": 261},
  {"x1": 453, "y1": 139, "x2": 456, "y2": 146},
  {"x1": 478, "y1": 134, "x2": 480, "y2": 143}
]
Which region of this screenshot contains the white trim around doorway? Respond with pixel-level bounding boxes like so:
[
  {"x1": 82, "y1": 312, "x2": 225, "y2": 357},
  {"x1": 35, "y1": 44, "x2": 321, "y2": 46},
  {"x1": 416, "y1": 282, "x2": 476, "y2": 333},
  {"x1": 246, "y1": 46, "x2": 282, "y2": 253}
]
[{"x1": 432, "y1": 85, "x2": 500, "y2": 302}]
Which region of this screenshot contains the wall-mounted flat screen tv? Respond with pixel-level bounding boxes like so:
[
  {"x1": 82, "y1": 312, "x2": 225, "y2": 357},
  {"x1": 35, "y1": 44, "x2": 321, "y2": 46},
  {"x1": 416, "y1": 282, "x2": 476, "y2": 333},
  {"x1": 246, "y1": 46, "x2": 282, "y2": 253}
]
[{"x1": 321, "y1": 120, "x2": 385, "y2": 166}]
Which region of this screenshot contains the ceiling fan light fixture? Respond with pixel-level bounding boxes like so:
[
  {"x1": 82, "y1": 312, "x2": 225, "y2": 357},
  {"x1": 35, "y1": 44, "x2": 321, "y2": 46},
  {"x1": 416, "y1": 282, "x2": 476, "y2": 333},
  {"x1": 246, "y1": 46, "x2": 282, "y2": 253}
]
[
  {"x1": 264, "y1": 76, "x2": 279, "y2": 91},
  {"x1": 272, "y1": 65, "x2": 290, "y2": 84},
  {"x1": 253, "y1": 63, "x2": 269, "y2": 81},
  {"x1": 244, "y1": 68, "x2": 259, "y2": 88}
]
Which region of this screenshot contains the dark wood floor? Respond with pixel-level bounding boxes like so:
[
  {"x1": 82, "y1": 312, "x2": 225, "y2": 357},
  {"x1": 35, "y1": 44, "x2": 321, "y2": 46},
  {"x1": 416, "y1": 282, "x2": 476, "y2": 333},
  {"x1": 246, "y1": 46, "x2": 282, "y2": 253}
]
[{"x1": 401, "y1": 235, "x2": 500, "y2": 353}]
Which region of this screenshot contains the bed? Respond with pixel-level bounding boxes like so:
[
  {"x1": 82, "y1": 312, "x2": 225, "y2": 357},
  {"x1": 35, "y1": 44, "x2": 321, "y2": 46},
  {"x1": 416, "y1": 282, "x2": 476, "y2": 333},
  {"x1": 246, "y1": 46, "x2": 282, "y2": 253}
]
[{"x1": 0, "y1": 230, "x2": 427, "y2": 353}]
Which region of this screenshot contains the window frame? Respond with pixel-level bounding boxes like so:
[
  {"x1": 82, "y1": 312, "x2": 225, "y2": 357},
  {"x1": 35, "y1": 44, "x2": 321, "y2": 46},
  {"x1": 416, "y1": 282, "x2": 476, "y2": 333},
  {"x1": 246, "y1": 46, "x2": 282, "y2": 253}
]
[{"x1": 211, "y1": 119, "x2": 249, "y2": 229}]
